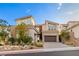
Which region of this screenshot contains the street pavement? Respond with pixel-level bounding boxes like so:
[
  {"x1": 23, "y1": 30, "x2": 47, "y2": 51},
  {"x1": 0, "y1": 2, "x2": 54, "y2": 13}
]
[
  {"x1": 0, "y1": 47, "x2": 79, "y2": 56},
  {"x1": 0, "y1": 42, "x2": 78, "y2": 56},
  {"x1": 5, "y1": 50, "x2": 79, "y2": 56}
]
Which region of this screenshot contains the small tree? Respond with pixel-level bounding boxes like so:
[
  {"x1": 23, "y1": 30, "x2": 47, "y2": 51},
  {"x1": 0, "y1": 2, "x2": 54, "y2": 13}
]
[
  {"x1": 8, "y1": 37, "x2": 16, "y2": 45},
  {"x1": 15, "y1": 23, "x2": 32, "y2": 45},
  {"x1": 60, "y1": 30, "x2": 70, "y2": 43},
  {"x1": 22, "y1": 36, "x2": 32, "y2": 45}
]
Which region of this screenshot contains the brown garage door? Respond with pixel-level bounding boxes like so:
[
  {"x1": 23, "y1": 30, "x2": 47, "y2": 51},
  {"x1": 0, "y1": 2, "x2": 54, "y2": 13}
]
[{"x1": 44, "y1": 36, "x2": 57, "y2": 42}]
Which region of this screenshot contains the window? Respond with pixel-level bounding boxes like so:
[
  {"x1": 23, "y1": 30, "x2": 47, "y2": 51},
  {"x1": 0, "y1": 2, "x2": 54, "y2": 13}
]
[
  {"x1": 26, "y1": 19, "x2": 32, "y2": 24},
  {"x1": 48, "y1": 24, "x2": 57, "y2": 30}
]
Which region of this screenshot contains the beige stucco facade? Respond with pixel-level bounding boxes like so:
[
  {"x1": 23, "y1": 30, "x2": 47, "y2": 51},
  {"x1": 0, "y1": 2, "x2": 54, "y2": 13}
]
[
  {"x1": 67, "y1": 21, "x2": 79, "y2": 39},
  {"x1": 28, "y1": 27, "x2": 37, "y2": 40},
  {"x1": 42, "y1": 20, "x2": 59, "y2": 42},
  {"x1": 15, "y1": 16, "x2": 38, "y2": 41},
  {"x1": 71, "y1": 26, "x2": 79, "y2": 39},
  {"x1": 16, "y1": 16, "x2": 36, "y2": 25},
  {"x1": 42, "y1": 20, "x2": 79, "y2": 42},
  {"x1": 67, "y1": 21, "x2": 79, "y2": 29}
]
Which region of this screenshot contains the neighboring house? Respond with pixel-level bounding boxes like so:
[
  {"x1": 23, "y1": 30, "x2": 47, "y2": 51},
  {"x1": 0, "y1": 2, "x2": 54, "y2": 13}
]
[
  {"x1": 67, "y1": 21, "x2": 79, "y2": 29},
  {"x1": 16, "y1": 16, "x2": 38, "y2": 41},
  {"x1": 9, "y1": 16, "x2": 38, "y2": 41},
  {"x1": 67, "y1": 21, "x2": 79, "y2": 39},
  {"x1": 42, "y1": 20, "x2": 59, "y2": 42},
  {"x1": 16, "y1": 16, "x2": 36, "y2": 25}
]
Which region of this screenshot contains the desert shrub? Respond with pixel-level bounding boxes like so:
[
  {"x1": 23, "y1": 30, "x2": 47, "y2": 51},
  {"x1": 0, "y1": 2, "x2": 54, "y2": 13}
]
[
  {"x1": 0, "y1": 44, "x2": 3, "y2": 46},
  {"x1": 35, "y1": 42, "x2": 43, "y2": 47},
  {"x1": 22, "y1": 36, "x2": 32, "y2": 45},
  {"x1": 35, "y1": 40, "x2": 43, "y2": 47},
  {"x1": 8, "y1": 37, "x2": 16, "y2": 45},
  {"x1": 16, "y1": 36, "x2": 32, "y2": 45},
  {"x1": 60, "y1": 30, "x2": 70, "y2": 42},
  {"x1": 16, "y1": 37, "x2": 22, "y2": 45},
  {"x1": 30, "y1": 41, "x2": 35, "y2": 46}
]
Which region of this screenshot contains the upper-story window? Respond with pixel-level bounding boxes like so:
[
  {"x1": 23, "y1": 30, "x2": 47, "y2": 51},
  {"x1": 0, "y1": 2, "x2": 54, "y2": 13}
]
[
  {"x1": 48, "y1": 24, "x2": 57, "y2": 30},
  {"x1": 25, "y1": 19, "x2": 32, "y2": 25}
]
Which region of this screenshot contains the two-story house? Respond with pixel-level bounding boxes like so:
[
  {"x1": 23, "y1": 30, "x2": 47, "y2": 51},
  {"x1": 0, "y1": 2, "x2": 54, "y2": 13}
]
[
  {"x1": 42, "y1": 20, "x2": 59, "y2": 42},
  {"x1": 16, "y1": 16, "x2": 38, "y2": 41},
  {"x1": 16, "y1": 16, "x2": 35, "y2": 25}
]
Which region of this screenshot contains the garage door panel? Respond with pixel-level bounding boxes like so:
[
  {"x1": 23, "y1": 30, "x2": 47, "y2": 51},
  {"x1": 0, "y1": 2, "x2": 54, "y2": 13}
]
[{"x1": 44, "y1": 36, "x2": 56, "y2": 42}]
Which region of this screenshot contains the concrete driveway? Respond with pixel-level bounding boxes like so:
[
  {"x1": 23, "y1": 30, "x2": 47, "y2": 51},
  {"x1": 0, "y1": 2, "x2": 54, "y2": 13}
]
[{"x1": 44, "y1": 42, "x2": 69, "y2": 48}]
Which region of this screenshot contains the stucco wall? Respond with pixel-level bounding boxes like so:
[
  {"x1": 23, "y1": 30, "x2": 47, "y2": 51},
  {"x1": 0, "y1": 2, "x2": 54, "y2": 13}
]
[
  {"x1": 16, "y1": 17, "x2": 35, "y2": 25},
  {"x1": 29, "y1": 28, "x2": 37, "y2": 40},
  {"x1": 72, "y1": 26, "x2": 79, "y2": 39},
  {"x1": 68, "y1": 22, "x2": 78, "y2": 28},
  {"x1": 42, "y1": 22, "x2": 59, "y2": 31},
  {"x1": 42, "y1": 21, "x2": 59, "y2": 42},
  {"x1": 42, "y1": 24, "x2": 47, "y2": 31}
]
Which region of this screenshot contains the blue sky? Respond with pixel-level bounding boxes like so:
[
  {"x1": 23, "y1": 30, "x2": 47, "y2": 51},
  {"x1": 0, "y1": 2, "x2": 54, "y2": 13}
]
[{"x1": 0, "y1": 3, "x2": 79, "y2": 25}]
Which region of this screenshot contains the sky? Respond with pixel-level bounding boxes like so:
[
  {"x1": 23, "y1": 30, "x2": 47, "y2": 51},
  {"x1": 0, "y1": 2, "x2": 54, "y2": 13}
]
[{"x1": 0, "y1": 3, "x2": 79, "y2": 25}]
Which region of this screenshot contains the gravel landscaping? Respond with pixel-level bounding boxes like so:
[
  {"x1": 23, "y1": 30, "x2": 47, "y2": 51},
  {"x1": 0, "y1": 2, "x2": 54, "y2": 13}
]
[{"x1": 0, "y1": 45, "x2": 43, "y2": 51}]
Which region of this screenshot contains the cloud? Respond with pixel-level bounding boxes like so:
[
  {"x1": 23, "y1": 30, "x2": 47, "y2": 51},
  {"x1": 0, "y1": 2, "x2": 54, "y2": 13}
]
[
  {"x1": 56, "y1": 10, "x2": 79, "y2": 23},
  {"x1": 65, "y1": 10, "x2": 79, "y2": 15},
  {"x1": 26, "y1": 9, "x2": 31, "y2": 13},
  {"x1": 66, "y1": 11, "x2": 73, "y2": 15},
  {"x1": 57, "y1": 3, "x2": 62, "y2": 10},
  {"x1": 57, "y1": 7, "x2": 61, "y2": 10},
  {"x1": 64, "y1": 10, "x2": 79, "y2": 23}
]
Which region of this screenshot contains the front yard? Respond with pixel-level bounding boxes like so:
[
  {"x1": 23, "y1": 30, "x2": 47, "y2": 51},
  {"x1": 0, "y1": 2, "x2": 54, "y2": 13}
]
[
  {"x1": 0, "y1": 21, "x2": 43, "y2": 51},
  {"x1": 0, "y1": 41, "x2": 43, "y2": 51}
]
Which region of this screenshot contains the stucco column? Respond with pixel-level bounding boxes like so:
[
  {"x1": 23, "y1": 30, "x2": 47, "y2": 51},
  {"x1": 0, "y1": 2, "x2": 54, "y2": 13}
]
[
  {"x1": 57, "y1": 35, "x2": 59, "y2": 42},
  {"x1": 42, "y1": 33, "x2": 45, "y2": 44}
]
